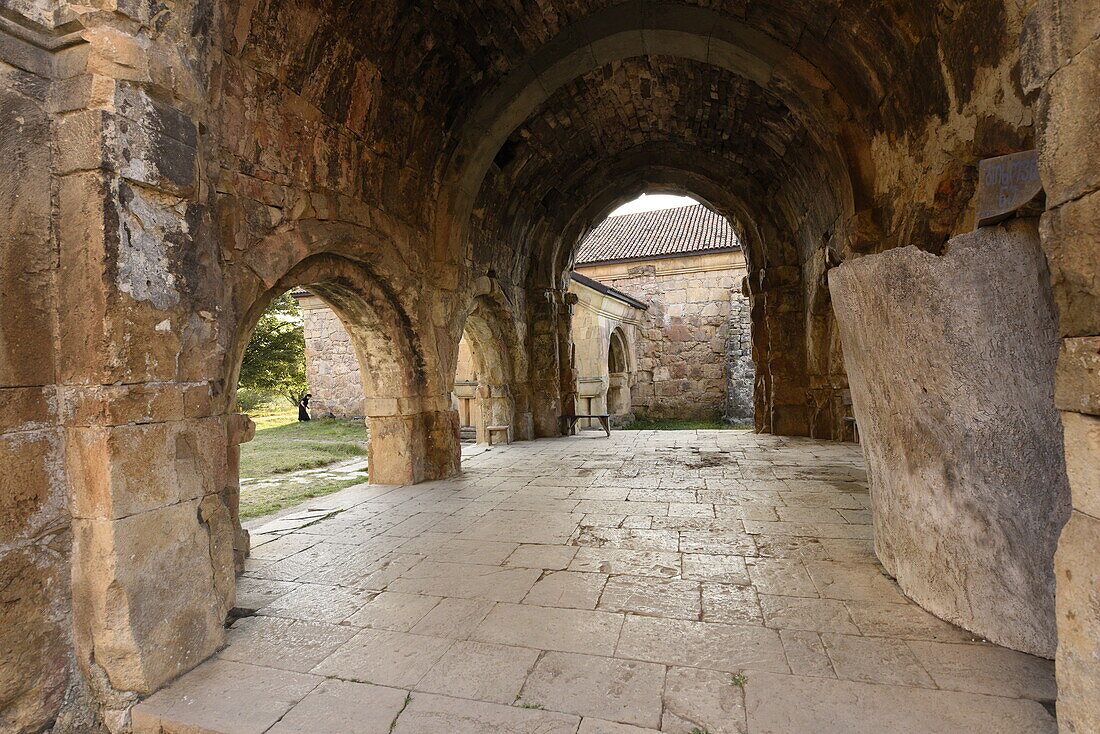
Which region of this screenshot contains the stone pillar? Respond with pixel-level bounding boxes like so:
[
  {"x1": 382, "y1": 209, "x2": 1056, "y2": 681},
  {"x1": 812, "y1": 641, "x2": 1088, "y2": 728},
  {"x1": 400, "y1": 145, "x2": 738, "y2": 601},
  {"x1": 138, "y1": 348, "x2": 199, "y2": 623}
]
[
  {"x1": 50, "y1": 6, "x2": 238, "y2": 706},
  {"x1": 474, "y1": 383, "x2": 514, "y2": 443},
  {"x1": 1022, "y1": 1, "x2": 1100, "y2": 725},
  {"x1": 225, "y1": 413, "x2": 256, "y2": 573},
  {"x1": 364, "y1": 396, "x2": 460, "y2": 484},
  {"x1": 528, "y1": 289, "x2": 565, "y2": 436},
  {"x1": 747, "y1": 265, "x2": 810, "y2": 435},
  {"x1": 829, "y1": 221, "x2": 1070, "y2": 657},
  {"x1": 511, "y1": 382, "x2": 536, "y2": 441},
  {"x1": 725, "y1": 283, "x2": 755, "y2": 425},
  {"x1": 559, "y1": 293, "x2": 580, "y2": 419}
]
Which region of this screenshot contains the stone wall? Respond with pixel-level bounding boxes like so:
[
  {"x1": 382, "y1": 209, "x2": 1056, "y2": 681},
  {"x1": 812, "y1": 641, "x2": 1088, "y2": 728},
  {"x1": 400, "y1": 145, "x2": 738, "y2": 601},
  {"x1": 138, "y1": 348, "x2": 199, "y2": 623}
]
[
  {"x1": 576, "y1": 250, "x2": 751, "y2": 422},
  {"x1": 569, "y1": 276, "x2": 645, "y2": 424},
  {"x1": 303, "y1": 258, "x2": 753, "y2": 426},
  {"x1": 725, "y1": 289, "x2": 755, "y2": 425},
  {"x1": 1022, "y1": 0, "x2": 1100, "y2": 727},
  {"x1": 298, "y1": 294, "x2": 364, "y2": 418}
]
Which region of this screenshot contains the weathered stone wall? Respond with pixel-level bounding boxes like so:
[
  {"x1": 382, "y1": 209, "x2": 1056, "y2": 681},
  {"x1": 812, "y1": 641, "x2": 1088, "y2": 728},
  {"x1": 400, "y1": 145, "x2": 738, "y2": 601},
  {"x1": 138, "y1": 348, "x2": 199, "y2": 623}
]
[
  {"x1": 725, "y1": 287, "x2": 755, "y2": 425},
  {"x1": 1022, "y1": 0, "x2": 1100, "y2": 728},
  {"x1": 0, "y1": 12, "x2": 79, "y2": 732},
  {"x1": 576, "y1": 251, "x2": 750, "y2": 421},
  {"x1": 298, "y1": 294, "x2": 364, "y2": 418},
  {"x1": 830, "y1": 220, "x2": 1070, "y2": 658},
  {"x1": 569, "y1": 276, "x2": 644, "y2": 423}
]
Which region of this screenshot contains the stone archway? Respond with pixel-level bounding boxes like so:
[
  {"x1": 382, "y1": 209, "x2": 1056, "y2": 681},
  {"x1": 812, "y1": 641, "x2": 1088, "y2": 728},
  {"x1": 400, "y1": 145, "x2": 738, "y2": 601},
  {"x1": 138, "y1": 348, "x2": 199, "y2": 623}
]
[
  {"x1": 606, "y1": 327, "x2": 632, "y2": 417},
  {"x1": 0, "y1": 0, "x2": 1095, "y2": 729},
  {"x1": 454, "y1": 288, "x2": 532, "y2": 445}
]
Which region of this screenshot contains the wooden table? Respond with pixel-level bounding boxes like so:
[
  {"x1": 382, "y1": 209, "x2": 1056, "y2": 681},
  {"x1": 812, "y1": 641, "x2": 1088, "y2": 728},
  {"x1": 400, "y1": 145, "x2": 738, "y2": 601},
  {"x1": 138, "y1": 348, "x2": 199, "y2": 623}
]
[{"x1": 560, "y1": 414, "x2": 611, "y2": 437}]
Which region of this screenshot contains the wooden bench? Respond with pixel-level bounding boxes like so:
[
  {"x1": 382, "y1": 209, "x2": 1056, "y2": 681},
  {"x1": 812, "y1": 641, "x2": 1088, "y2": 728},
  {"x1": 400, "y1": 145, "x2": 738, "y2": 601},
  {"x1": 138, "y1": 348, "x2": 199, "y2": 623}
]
[
  {"x1": 486, "y1": 425, "x2": 510, "y2": 445},
  {"x1": 560, "y1": 414, "x2": 611, "y2": 437}
]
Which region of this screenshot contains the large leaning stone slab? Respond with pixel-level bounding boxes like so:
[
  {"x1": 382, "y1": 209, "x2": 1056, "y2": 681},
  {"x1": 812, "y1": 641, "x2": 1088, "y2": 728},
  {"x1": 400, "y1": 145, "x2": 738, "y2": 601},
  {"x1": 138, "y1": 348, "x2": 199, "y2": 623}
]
[{"x1": 828, "y1": 221, "x2": 1071, "y2": 657}]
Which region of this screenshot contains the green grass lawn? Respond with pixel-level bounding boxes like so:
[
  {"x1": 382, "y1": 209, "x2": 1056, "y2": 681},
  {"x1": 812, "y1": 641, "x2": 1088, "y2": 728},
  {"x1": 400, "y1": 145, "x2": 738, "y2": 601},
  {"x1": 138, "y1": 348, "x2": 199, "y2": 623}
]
[
  {"x1": 620, "y1": 417, "x2": 752, "y2": 430},
  {"x1": 238, "y1": 414, "x2": 370, "y2": 520}
]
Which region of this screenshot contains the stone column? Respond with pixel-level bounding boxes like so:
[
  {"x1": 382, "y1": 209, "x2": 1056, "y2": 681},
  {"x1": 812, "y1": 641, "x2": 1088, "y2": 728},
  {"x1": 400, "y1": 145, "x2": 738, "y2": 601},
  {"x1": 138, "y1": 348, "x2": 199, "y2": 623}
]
[
  {"x1": 528, "y1": 289, "x2": 565, "y2": 436},
  {"x1": 746, "y1": 265, "x2": 810, "y2": 435},
  {"x1": 1022, "y1": 2, "x2": 1100, "y2": 726},
  {"x1": 829, "y1": 221, "x2": 1070, "y2": 657},
  {"x1": 364, "y1": 395, "x2": 460, "y2": 484},
  {"x1": 225, "y1": 413, "x2": 256, "y2": 573},
  {"x1": 511, "y1": 381, "x2": 536, "y2": 440},
  {"x1": 474, "y1": 383, "x2": 514, "y2": 443},
  {"x1": 559, "y1": 292, "x2": 580, "y2": 419},
  {"x1": 724, "y1": 282, "x2": 755, "y2": 425},
  {"x1": 53, "y1": 9, "x2": 239, "y2": 706}
]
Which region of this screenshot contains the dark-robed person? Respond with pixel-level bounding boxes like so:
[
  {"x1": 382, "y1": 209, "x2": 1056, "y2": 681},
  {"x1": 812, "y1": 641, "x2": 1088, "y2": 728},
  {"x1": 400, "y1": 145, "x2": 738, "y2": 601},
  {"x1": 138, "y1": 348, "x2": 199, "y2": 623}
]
[{"x1": 297, "y1": 393, "x2": 312, "y2": 421}]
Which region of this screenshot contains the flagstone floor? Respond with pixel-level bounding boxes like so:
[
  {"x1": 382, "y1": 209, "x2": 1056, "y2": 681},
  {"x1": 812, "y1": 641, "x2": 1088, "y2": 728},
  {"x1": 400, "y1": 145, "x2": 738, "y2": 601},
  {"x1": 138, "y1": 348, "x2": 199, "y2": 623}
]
[{"x1": 133, "y1": 430, "x2": 1057, "y2": 734}]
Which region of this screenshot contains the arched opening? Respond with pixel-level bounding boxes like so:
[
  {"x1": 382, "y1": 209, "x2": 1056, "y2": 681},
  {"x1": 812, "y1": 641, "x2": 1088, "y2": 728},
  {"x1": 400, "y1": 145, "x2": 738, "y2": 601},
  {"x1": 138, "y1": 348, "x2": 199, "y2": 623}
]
[
  {"x1": 452, "y1": 293, "x2": 526, "y2": 446},
  {"x1": 218, "y1": 253, "x2": 452, "y2": 571},
  {"x1": 231, "y1": 288, "x2": 370, "y2": 528},
  {"x1": 606, "y1": 327, "x2": 631, "y2": 418}
]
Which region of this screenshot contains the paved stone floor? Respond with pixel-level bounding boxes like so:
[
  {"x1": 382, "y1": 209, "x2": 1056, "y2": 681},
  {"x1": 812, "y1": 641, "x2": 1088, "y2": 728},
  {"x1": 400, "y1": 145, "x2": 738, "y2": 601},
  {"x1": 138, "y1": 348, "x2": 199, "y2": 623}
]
[{"x1": 134, "y1": 431, "x2": 1057, "y2": 734}]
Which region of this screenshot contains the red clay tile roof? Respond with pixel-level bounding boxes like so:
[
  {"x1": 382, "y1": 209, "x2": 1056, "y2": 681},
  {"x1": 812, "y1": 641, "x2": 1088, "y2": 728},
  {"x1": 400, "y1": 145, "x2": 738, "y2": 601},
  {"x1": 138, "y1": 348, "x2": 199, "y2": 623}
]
[{"x1": 575, "y1": 203, "x2": 740, "y2": 265}]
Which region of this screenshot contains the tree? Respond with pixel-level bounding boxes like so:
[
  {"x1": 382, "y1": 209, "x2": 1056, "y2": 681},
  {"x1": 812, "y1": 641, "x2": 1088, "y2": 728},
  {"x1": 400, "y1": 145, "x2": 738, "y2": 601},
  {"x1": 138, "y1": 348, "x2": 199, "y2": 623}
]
[{"x1": 238, "y1": 292, "x2": 308, "y2": 406}]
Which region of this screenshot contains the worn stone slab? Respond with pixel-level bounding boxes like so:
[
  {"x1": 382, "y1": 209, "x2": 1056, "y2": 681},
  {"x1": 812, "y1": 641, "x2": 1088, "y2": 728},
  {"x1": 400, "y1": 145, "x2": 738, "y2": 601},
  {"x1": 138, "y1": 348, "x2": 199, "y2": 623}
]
[
  {"x1": 661, "y1": 666, "x2": 747, "y2": 734},
  {"x1": 390, "y1": 692, "x2": 579, "y2": 733},
  {"x1": 520, "y1": 651, "x2": 666, "y2": 727},
  {"x1": 505, "y1": 544, "x2": 579, "y2": 570},
  {"x1": 744, "y1": 672, "x2": 1057, "y2": 734},
  {"x1": 410, "y1": 598, "x2": 495, "y2": 640},
  {"x1": 906, "y1": 640, "x2": 1057, "y2": 700},
  {"x1": 524, "y1": 570, "x2": 608, "y2": 609},
  {"x1": 599, "y1": 575, "x2": 702, "y2": 619},
  {"x1": 758, "y1": 595, "x2": 861, "y2": 634},
  {"x1": 821, "y1": 634, "x2": 935, "y2": 687},
  {"x1": 829, "y1": 222, "x2": 1071, "y2": 657},
  {"x1": 417, "y1": 641, "x2": 540, "y2": 704},
  {"x1": 266, "y1": 679, "x2": 408, "y2": 734},
  {"x1": 804, "y1": 561, "x2": 908, "y2": 603},
  {"x1": 131, "y1": 660, "x2": 321, "y2": 734},
  {"x1": 701, "y1": 583, "x2": 763, "y2": 625},
  {"x1": 682, "y1": 553, "x2": 750, "y2": 584},
  {"x1": 311, "y1": 628, "x2": 454, "y2": 688},
  {"x1": 616, "y1": 616, "x2": 788, "y2": 674},
  {"x1": 780, "y1": 630, "x2": 835, "y2": 678},
  {"x1": 345, "y1": 591, "x2": 442, "y2": 631},
  {"x1": 577, "y1": 719, "x2": 659, "y2": 733},
  {"x1": 745, "y1": 558, "x2": 817, "y2": 597},
  {"x1": 257, "y1": 583, "x2": 377, "y2": 624},
  {"x1": 219, "y1": 616, "x2": 356, "y2": 672},
  {"x1": 388, "y1": 561, "x2": 541, "y2": 602},
  {"x1": 473, "y1": 603, "x2": 624, "y2": 655},
  {"x1": 569, "y1": 548, "x2": 681, "y2": 577}
]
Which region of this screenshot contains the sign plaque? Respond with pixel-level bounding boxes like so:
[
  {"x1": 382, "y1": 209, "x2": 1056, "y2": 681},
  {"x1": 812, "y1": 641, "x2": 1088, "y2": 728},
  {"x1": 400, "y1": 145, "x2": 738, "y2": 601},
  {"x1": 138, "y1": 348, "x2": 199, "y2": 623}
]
[{"x1": 975, "y1": 150, "x2": 1042, "y2": 228}]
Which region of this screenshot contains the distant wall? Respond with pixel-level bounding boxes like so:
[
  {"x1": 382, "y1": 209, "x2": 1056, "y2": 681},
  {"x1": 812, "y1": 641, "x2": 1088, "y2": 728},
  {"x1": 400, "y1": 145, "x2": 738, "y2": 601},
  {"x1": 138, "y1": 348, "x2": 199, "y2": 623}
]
[
  {"x1": 576, "y1": 250, "x2": 752, "y2": 421},
  {"x1": 298, "y1": 294, "x2": 364, "y2": 418}
]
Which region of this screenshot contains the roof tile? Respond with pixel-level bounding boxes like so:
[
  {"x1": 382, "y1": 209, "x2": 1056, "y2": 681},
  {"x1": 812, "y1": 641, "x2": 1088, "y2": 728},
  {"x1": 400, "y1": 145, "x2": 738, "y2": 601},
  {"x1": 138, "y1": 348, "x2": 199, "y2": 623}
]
[{"x1": 576, "y1": 203, "x2": 740, "y2": 265}]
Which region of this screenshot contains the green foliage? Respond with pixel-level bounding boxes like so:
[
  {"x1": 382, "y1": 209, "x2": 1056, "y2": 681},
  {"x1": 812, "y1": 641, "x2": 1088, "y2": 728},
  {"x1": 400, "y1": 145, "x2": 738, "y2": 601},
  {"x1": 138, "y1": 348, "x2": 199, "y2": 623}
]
[
  {"x1": 236, "y1": 415, "x2": 370, "y2": 520},
  {"x1": 238, "y1": 292, "x2": 307, "y2": 407},
  {"x1": 731, "y1": 672, "x2": 748, "y2": 687},
  {"x1": 238, "y1": 416, "x2": 369, "y2": 479}
]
